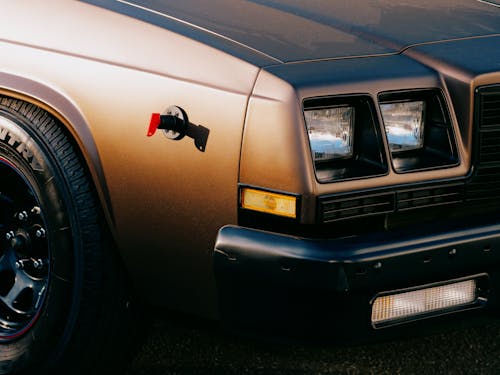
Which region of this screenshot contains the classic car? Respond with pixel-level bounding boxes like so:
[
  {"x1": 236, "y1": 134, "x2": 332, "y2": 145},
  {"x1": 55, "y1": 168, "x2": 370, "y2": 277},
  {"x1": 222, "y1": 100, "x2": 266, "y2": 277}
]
[{"x1": 1, "y1": 0, "x2": 500, "y2": 373}]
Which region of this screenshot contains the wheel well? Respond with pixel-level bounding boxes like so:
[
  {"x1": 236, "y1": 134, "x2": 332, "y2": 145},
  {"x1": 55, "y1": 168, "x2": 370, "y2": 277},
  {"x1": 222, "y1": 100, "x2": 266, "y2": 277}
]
[{"x1": 0, "y1": 91, "x2": 116, "y2": 241}]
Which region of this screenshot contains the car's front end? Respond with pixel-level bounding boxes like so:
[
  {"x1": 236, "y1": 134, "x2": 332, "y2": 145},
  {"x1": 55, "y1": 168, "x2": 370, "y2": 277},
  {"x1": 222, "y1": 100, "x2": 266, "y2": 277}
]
[{"x1": 214, "y1": 28, "x2": 500, "y2": 335}]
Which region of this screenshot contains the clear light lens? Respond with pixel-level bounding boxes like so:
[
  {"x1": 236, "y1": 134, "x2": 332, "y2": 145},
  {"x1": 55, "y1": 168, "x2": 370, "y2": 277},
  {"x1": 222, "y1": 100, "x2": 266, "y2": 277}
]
[
  {"x1": 380, "y1": 101, "x2": 425, "y2": 152},
  {"x1": 304, "y1": 106, "x2": 354, "y2": 161},
  {"x1": 240, "y1": 188, "x2": 297, "y2": 218},
  {"x1": 372, "y1": 280, "x2": 477, "y2": 326}
]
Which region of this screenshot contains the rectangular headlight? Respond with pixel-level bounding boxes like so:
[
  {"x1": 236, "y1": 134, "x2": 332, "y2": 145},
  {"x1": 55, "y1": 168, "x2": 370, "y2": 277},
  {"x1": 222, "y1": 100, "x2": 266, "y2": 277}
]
[
  {"x1": 378, "y1": 90, "x2": 458, "y2": 173},
  {"x1": 304, "y1": 106, "x2": 354, "y2": 162},
  {"x1": 303, "y1": 96, "x2": 388, "y2": 183},
  {"x1": 380, "y1": 101, "x2": 425, "y2": 152}
]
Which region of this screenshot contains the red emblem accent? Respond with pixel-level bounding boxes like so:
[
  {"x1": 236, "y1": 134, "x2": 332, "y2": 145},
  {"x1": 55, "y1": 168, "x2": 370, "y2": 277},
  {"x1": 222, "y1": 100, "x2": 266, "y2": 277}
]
[{"x1": 147, "y1": 113, "x2": 161, "y2": 137}]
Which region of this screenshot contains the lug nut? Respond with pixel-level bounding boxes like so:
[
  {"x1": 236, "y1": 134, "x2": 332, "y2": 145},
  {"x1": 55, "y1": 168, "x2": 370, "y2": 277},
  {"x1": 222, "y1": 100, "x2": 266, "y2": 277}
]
[
  {"x1": 31, "y1": 206, "x2": 41, "y2": 215},
  {"x1": 33, "y1": 259, "x2": 44, "y2": 269},
  {"x1": 35, "y1": 228, "x2": 46, "y2": 238},
  {"x1": 17, "y1": 211, "x2": 28, "y2": 221},
  {"x1": 6, "y1": 231, "x2": 15, "y2": 241},
  {"x1": 15, "y1": 259, "x2": 29, "y2": 270}
]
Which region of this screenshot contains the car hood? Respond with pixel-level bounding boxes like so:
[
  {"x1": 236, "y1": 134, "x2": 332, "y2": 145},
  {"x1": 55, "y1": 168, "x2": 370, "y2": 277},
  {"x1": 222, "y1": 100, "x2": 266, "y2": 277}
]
[{"x1": 117, "y1": 0, "x2": 500, "y2": 63}]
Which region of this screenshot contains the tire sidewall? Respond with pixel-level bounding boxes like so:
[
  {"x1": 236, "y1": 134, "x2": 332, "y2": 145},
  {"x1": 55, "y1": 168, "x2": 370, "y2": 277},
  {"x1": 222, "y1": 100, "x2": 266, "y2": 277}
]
[{"x1": 0, "y1": 111, "x2": 81, "y2": 374}]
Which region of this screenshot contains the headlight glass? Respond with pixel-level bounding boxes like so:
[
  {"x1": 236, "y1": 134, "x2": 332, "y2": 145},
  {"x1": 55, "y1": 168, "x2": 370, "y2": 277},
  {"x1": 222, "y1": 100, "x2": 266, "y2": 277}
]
[
  {"x1": 304, "y1": 106, "x2": 354, "y2": 162},
  {"x1": 303, "y1": 96, "x2": 388, "y2": 183},
  {"x1": 378, "y1": 89, "x2": 458, "y2": 173},
  {"x1": 380, "y1": 101, "x2": 425, "y2": 152}
]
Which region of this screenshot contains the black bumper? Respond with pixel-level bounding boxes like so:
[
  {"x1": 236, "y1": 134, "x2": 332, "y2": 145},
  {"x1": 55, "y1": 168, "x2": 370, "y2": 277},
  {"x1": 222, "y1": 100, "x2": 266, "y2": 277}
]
[{"x1": 213, "y1": 224, "x2": 500, "y2": 337}]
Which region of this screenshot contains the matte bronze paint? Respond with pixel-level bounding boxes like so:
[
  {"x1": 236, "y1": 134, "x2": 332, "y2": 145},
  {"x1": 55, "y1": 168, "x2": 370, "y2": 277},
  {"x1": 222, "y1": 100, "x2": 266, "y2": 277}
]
[
  {"x1": 0, "y1": 1, "x2": 261, "y2": 318},
  {"x1": 115, "y1": 0, "x2": 500, "y2": 62}
]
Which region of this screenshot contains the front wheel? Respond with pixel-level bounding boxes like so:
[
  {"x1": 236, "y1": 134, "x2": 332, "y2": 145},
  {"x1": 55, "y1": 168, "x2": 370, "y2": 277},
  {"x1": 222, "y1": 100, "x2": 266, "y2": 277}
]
[{"x1": 0, "y1": 97, "x2": 128, "y2": 374}]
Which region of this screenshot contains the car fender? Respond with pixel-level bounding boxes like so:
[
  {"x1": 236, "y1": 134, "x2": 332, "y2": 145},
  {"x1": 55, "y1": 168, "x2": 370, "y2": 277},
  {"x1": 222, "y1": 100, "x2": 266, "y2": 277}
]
[{"x1": 0, "y1": 71, "x2": 116, "y2": 232}]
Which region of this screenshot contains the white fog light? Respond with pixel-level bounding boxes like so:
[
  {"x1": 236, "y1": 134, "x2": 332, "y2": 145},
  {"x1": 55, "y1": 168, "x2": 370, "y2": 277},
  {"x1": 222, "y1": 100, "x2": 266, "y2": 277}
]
[
  {"x1": 380, "y1": 101, "x2": 425, "y2": 152},
  {"x1": 304, "y1": 106, "x2": 354, "y2": 161},
  {"x1": 372, "y1": 279, "x2": 478, "y2": 327}
]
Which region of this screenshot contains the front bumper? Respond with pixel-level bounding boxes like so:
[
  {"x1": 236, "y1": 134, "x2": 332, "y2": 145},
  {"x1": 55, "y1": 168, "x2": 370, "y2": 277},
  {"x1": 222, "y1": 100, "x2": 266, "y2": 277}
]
[{"x1": 213, "y1": 223, "x2": 500, "y2": 336}]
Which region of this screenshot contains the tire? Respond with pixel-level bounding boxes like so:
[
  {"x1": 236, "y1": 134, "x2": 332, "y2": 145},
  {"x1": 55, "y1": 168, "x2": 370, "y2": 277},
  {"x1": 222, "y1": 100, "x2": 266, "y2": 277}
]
[{"x1": 0, "y1": 97, "x2": 129, "y2": 374}]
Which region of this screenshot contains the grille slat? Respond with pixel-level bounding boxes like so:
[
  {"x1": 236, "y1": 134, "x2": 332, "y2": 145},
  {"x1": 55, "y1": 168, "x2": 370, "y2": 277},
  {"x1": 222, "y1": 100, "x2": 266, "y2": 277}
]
[
  {"x1": 470, "y1": 176, "x2": 500, "y2": 183},
  {"x1": 479, "y1": 144, "x2": 500, "y2": 151},
  {"x1": 481, "y1": 125, "x2": 500, "y2": 130},
  {"x1": 476, "y1": 166, "x2": 500, "y2": 177},
  {"x1": 480, "y1": 138, "x2": 500, "y2": 146}
]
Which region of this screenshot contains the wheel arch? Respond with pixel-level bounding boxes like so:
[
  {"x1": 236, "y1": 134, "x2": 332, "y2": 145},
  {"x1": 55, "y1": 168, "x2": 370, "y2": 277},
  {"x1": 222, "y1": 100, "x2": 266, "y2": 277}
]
[{"x1": 0, "y1": 72, "x2": 115, "y2": 235}]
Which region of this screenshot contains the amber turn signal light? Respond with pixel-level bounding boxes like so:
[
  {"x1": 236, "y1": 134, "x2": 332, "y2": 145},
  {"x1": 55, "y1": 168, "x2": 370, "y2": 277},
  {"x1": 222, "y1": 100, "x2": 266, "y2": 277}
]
[{"x1": 240, "y1": 188, "x2": 297, "y2": 218}]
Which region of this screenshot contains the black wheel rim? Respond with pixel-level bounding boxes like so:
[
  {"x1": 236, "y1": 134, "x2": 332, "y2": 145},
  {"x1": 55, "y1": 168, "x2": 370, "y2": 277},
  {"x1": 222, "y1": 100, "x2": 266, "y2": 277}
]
[{"x1": 0, "y1": 158, "x2": 49, "y2": 340}]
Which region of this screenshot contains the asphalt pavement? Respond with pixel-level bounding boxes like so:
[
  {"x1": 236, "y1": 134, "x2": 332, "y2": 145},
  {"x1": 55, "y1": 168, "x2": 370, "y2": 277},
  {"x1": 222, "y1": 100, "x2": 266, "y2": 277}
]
[{"x1": 125, "y1": 310, "x2": 500, "y2": 375}]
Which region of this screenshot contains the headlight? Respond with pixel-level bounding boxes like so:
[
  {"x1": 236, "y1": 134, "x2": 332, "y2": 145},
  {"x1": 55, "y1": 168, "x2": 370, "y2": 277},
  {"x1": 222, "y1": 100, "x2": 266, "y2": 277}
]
[
  {"x1": 380, "y1": 101, "x2": 425, "y2": 152},
  {"x1": 379, "y1": 90, "x2": 459, "y2": 173},
  {"x1": 304, "y1": 106, "x2": 354, "y2": 161},
  {"x1": 303, "y1": 96, "x2": 388, "y2": 183}
]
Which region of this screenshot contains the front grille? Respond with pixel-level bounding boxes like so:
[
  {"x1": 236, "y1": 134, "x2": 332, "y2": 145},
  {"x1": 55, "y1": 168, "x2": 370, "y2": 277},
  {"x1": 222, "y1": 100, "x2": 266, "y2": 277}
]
[
  {"x1": 478, "y1": 91, "x2": 500, "y2": 129},
  {"x1": 319, "y1": 183, "x2": 464, "y2": 223},
  {"x1": 468, "y1": 86, "x2": 500, "y2": 200},
  {"x1": 397, "y1": 184, "x2": 465, "y2": 211},
  {"x1": 320, "y1": 192, "x2": 394, "y2": 223}
]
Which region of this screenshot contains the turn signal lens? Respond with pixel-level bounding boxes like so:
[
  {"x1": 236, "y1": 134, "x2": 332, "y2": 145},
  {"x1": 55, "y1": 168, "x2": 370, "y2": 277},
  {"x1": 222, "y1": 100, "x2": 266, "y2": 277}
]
[{"x1": 240, "y1": 188, "x2": 297, "y2": 218}]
